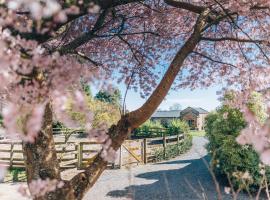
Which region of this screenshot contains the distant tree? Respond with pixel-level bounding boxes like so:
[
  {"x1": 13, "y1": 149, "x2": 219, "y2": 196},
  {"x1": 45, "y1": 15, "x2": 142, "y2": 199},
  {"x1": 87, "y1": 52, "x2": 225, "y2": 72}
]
[
  {"x1": 169, "y1": 103, "x2": 182, "y2": 110},
  {"x1": 81, "y1": 82, "x2": 92, "y2": 98},
  {"x1": 95, "y1": 89, "x2": 122, "y2": 107}
]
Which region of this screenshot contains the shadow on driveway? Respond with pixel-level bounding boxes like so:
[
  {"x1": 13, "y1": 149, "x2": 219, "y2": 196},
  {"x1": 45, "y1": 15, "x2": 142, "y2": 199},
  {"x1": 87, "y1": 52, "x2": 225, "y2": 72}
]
[{"x1": 106, "y1": 155, "x2": 252, "y2": 200}]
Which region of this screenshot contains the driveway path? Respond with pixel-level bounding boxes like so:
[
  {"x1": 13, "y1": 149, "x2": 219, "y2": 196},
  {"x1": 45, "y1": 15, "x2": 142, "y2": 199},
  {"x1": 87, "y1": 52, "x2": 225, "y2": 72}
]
[{"x1": 84, "y1": 137, "x2": 250, "y2": 200}]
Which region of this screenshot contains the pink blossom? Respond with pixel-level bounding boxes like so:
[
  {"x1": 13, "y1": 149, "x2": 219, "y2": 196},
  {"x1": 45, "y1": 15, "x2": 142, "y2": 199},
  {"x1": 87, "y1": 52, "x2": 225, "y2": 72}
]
[
  {"x1": 223, "y1": 112, "x2": 228, "y2": 119},
  {"x1": 28, "y1": 179, "x2": 64, "y2": 197},
  {"x1": 260, "y1": 150, "x2": 270, "y2": 165},
  {"x1": 224, "y1": 187, "x2": 231, "y2": 194}
]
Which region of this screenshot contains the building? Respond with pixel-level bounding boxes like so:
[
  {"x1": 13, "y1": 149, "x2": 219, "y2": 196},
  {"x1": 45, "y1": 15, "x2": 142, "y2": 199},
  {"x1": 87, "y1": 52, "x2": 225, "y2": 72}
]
[
  {"x1": 150, "y1": 110, "x2": 181, "y2": 125},
  {"x1": 151, "y1": 107, "x2": 209, "y2": 131},
  {"x1": 180, "y1": 107, "x2": 208, "y2": 131}
]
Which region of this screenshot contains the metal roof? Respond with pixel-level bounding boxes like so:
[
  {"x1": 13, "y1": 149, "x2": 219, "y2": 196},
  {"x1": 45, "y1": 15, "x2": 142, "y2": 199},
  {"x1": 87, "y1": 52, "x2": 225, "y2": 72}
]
[
  {"x1": 151, "y1": 110, "x2": 181, "y2": 118},
  {"x1": 192, "y1": 107, "x2": 209, "y2": 114},
  {"x1": 181, "y1": 107, "x2": 209, "y2": 115}
]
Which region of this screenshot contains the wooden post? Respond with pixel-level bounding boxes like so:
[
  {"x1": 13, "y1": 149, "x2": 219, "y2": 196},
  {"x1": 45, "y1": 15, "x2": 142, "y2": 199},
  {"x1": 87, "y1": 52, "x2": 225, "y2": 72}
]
[
  {"x1": 77, "y1": 142, "x2": 83, "y2": 169},
  {"x1": 163, "y1": 132, "x2": 166, "y2": 159},
  {"x1": 75, "y1": 143, "x2": 78, "y2": 168},
  {"x1": 10, "y1": 143, "x2": 14, "y2": 168},
  {"x1": 177, "y1": 133, "x2": 180, "y2": 155},
  {"x1": 143, "y1": 138, "x2": 147, "y2": 164},
  {"x1": 119, "y1": 145, "x2": 122, "y2": 169}
]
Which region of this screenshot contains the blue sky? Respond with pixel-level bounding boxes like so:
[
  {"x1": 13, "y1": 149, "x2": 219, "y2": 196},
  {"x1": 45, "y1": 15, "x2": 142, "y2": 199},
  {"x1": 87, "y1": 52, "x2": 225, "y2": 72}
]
[
  {"x1": 93, "y1": 83, "x2": 222, "y2": 112},
  {"x1": 123, "y1": 86, "x2": 221, "y2": 112}
]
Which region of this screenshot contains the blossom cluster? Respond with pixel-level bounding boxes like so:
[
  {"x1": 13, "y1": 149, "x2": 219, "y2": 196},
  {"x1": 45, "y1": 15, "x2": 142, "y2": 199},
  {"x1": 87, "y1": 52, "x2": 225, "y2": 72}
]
[
  {"x1": 89, "y1": 123, "x2": 117, "y2": 162},
  {"x1": 18, "y1": 178, "x2": 64, "y2": 198},
  {"x1": 0, "y1": 28, "x2": 99, "y2": 141}
]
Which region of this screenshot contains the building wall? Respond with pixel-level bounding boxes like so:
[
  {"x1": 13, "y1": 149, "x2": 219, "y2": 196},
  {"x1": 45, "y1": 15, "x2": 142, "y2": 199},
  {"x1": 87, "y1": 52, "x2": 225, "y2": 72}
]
[
  {"x1": 196, "y1": 113, "x2": 208, "y2": 131},
  {"x1": 152, "y1": 111, "x2": 208, "y2": 131},
  {"x1": 181, "y1": 112, "x2": 198, "y2": 130}
]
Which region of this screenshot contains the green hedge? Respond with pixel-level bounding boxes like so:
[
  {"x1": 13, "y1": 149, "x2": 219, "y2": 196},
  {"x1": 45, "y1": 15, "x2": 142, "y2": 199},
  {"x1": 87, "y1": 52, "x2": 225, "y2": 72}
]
[
  {"x1": 154, "y1": 134, "x2": 192, "y2": 162},
  {"x1": 206, "y1": 105, "x2": 270, "y2": 192},
  {"x1": 134, "y1": 119, "x2": 189, "y2": 138}
]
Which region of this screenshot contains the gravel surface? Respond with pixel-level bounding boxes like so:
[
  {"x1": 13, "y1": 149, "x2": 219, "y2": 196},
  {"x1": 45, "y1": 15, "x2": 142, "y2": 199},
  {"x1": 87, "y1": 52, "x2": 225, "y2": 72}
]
[{"x1": 84, "y1": 137, "x2": 254, "y2": 200}]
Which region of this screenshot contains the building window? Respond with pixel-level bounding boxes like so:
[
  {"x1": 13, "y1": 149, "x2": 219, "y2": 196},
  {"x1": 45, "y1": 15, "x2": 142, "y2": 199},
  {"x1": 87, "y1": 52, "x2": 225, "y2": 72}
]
[{"x1": 188, "y1": 120, "x2": 194, "y2": 127}]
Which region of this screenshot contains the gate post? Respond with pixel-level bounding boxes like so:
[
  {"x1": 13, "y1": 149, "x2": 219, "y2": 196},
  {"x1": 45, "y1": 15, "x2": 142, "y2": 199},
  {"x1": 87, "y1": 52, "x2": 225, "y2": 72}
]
[
  {"x1": 163, "y1": 133, "x2": 166, "y2": 159},
  {"x1": 143, "y1": 138, "x2": 147, "y2": 164},
  {"x1": 77, "y1": 142, "x2": 83, "y2": 169}
]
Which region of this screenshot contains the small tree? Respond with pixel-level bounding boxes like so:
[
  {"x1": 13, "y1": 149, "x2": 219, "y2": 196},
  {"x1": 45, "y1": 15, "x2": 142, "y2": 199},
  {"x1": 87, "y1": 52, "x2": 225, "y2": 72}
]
[{"x1": 167, "y1": 119, "x2": 190, "y2": 135}]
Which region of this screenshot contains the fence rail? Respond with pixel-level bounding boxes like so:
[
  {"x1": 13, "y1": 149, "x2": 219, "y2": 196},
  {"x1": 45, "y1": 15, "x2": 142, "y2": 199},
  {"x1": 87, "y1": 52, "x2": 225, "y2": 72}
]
[{"x1": 0, "y1": 132, "x2": 185, "y2": 170}]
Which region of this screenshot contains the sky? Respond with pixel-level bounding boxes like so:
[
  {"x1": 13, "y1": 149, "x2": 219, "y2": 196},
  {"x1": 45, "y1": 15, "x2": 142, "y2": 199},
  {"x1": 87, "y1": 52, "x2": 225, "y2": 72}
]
[{"x1": 93, "y1": 83, "x2": 222, "y2": 112}]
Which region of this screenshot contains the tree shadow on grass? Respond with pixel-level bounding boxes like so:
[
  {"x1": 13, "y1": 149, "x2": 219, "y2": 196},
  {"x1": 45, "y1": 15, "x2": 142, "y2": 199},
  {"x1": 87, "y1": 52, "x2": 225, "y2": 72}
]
[{"x1": 106, "y1": 155, "x2": 253, "y2": 200}]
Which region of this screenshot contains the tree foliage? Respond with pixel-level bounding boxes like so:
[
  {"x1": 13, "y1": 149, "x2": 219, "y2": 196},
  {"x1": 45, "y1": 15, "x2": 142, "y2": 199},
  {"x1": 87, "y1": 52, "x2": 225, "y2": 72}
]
[
  {"x1": 206, "y1": 104, "x2": 270, "y2": 191},
  {"x1": 167, "y1": 119, "x2": 190, "y2": 134},
  {"x1": 94, "y1": 89, "x2": 122, "y2": 107}
]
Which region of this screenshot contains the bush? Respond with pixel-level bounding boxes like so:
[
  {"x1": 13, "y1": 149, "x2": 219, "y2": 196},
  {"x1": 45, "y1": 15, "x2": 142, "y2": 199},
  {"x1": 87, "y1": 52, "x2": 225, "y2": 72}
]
[
  {"x1": 167, "y1": 119, "x2": 189, "y2": 135},
  {"x1": 135, "y1": 120, "x2": 164, "y2": 137},
  {"x1": 154, "y1": 134, "x2": 192, "y2": 162},
  {"x1": 206, "y1": 105, "x2": 270, "y2": 192},
  {"x1": 9, "y1": 168, "x2": 25, "y2": 182},
  {"x1": 52, "y1": 121, "x2": 66, "y2": 130}
]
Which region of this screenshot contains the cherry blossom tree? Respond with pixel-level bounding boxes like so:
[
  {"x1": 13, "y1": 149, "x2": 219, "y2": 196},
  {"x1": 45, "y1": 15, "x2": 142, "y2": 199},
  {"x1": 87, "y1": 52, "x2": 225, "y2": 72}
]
[{"x1": 1, "y1": 0, "x2": 270, "y2": 199}]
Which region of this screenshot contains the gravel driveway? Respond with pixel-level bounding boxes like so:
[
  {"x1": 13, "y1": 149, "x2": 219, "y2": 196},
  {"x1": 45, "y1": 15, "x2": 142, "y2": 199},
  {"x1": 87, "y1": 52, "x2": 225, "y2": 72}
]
[{"x1": 84, "y1": 136, "x2": 253, "y2": 200}]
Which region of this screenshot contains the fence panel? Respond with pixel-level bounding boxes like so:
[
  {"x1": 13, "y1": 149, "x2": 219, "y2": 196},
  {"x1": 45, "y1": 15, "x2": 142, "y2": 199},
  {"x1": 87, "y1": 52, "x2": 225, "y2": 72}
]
[{"x1": 0, "y1": 131, "x2": 185, "y2": 169}]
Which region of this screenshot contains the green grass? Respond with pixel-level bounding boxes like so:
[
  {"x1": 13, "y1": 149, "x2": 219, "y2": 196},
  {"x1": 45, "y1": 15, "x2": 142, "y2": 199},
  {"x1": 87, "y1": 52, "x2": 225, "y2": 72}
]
[{"x1": 188, "y1": 130, "x2": 206, "y2": 137}]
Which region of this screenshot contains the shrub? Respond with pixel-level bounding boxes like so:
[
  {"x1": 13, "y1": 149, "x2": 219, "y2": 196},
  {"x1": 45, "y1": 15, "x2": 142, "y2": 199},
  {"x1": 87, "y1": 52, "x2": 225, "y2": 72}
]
[
  {"x1": 154, "y1": 134, "x2": 192, "y2": 162},
  {"x1": 206, "y1": 105, "x2": 270, "y2": 192},
  {"x1": 52, "y1": 121, "x2": 66, "y2": 130},
  {"x1": 9, "y1": 168, "x2": 25, "y2": 182},
  {"x1": 167, "y1": 119, "x2": 189, "y2": 135},
  {"x1": 135, "y1": 120, "x2": 164, "y2": 137}
]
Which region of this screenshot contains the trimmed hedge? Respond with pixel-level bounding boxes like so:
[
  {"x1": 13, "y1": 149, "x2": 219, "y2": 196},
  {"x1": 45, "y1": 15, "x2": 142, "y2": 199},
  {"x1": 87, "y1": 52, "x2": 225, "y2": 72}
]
[{"x1": 154, "y1": 134, "x2": 192, "y2": 162}]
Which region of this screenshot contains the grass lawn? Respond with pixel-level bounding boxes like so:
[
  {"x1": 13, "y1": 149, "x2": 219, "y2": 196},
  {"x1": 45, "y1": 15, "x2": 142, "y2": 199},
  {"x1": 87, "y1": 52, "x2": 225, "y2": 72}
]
[{"x1": 188, "y1": 130, "x2": 206, "y2": 137}]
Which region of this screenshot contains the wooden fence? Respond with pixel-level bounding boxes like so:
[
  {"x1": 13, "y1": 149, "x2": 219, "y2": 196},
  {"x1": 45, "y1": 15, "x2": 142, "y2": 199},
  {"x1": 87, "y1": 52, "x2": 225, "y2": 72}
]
[{"x1": 0, "y1": 133, "x2": 185, "y2": 170}]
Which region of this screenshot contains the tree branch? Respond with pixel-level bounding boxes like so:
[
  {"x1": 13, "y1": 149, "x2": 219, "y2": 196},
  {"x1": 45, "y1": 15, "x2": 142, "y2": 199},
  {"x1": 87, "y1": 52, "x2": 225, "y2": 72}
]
[
  {"x1": 57, "y1": 9, "x2": 108, "y2": 55},
  {"x1": 164, "y1": 0, "x2": 205, "y2": 14},
  {"x1": 128, "y1": 9, "x2": 210, "y2": 127},
  {"x1": 192, "y1": 51, "x2": 237, "y2": 68},
  {"x1": 201, "y1": 36, "x2": 270, "y2": 45}
]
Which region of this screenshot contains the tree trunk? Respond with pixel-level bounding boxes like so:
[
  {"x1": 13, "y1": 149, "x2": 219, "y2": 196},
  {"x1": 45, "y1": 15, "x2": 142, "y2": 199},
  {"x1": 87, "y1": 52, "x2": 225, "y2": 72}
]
[{"x1": 22, "y1": 103, "x2": 64, "y2": 199}]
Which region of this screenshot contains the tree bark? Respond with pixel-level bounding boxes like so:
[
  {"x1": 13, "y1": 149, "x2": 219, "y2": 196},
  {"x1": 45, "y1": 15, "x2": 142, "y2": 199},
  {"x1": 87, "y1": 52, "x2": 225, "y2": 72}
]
[{"x1": 22, "y1": 103, "x2": 63, "y2": 199}]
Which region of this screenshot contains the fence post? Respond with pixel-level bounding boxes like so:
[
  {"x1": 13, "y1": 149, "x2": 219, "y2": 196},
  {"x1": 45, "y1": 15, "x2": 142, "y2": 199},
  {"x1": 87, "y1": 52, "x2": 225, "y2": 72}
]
[
  {"x1": 143, "y1": 138, "x2": 147, "y2": 164},
  {"x1": 77, "y1": 142, "x2": 83, "y2": 169},
  {"x1": 119, "y1": 145, "x2": 122, "y2": 169},
  {"x1": 163, "y1": 132, "x2": 166, "y2": 160},
  {"x1": 10, "y1": 143, "x2": 14, "y2": 168},
  {"x1": 177, "y1": 133, "x2": 180, "y2": 154}
]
